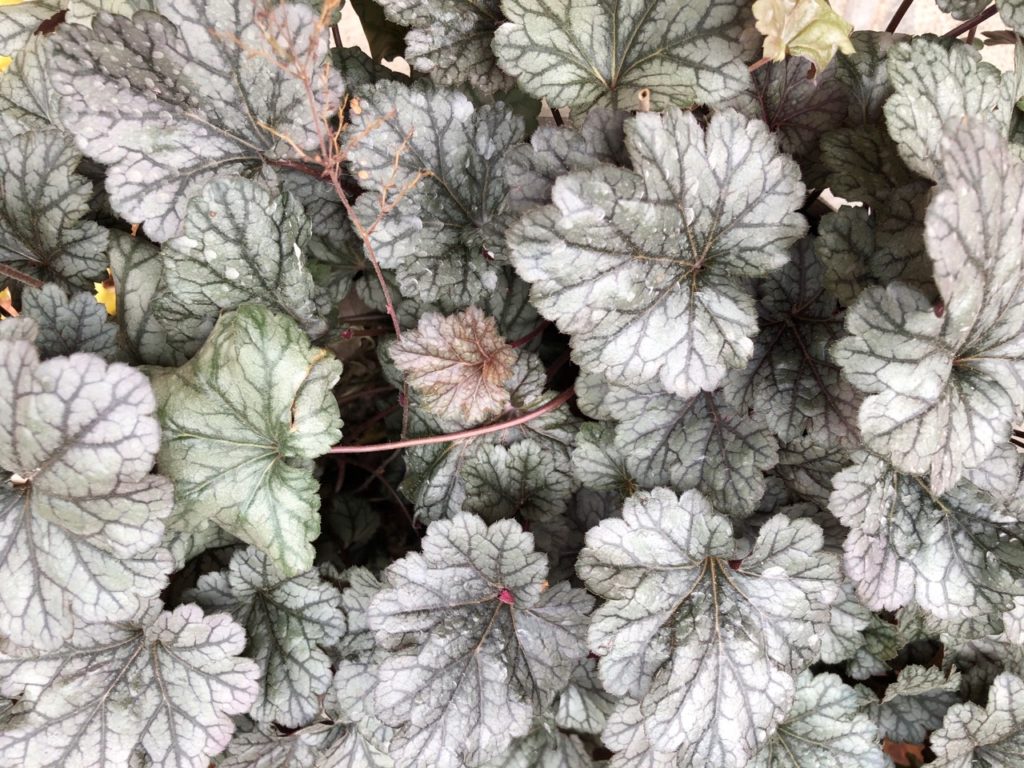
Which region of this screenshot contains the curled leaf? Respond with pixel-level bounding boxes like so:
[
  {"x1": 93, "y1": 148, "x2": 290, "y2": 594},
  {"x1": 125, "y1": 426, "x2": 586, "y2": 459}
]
[{"x1": 754, "y1": 0, "x2": 855, "y2": 73}]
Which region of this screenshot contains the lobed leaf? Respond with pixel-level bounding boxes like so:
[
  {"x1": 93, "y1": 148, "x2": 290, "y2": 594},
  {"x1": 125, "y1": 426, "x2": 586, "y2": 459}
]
[
  {"x1": 187, "y1": 546, "x2": 345, "y2": 728},
  {"x1": 390, "y1": 306, "x2": 518, "y2": 429},
  {"x1": 834, "y1": 120, "x2": 1024, "y2": 494},
  {"x1": 348, "y1": 80, "x2": 522, "y2": 308},
  {"x1": 368, "y1": 513, "x2": 593, "y2": 767},
  {"x1": 48, "y1": 0, "x2": 337, "y2": 240},
  {"x1": 509, "y1": 107, "x2": 806, "y2": 398},
  {"x1": 0, "y1": 603, "x2": 259, "y2": 768},
  {"x1": 152, "y1": 304, "x2": 342, "y2": 576},
  {"x1": 493, "y1": 0, "x2": 752, "y2": 114},
  {"x1": 0, "y1": 130, "x2": 108, "y2": 290},
  {"x1": 750, "y1": 671, "x2": 885, "y2": 767},
  {"x1": 0, "y1": 338, "x2": 172, "y2": 650},
  {"x1": 578, "y1": 488, "x2": 839, "y2": 766},
  {"x1": 153, "y1": 177, "x2": 325, "y2": 358}
]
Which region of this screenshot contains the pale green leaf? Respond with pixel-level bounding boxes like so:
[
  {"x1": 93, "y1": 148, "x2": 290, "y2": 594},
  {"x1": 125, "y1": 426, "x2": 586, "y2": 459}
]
[{"x1": 152, "y1": 304, "x2": 342, "y2": 576}]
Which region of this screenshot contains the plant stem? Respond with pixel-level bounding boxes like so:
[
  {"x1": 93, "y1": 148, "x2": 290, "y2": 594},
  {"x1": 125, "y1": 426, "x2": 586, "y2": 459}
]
[
  {"x1": 0, "y1": 264, "x2": 44, "y2": 289},
  {"x1": 943, "y1": 5, "x2": 997, "y2": 37},
  {"x1": 509, "y1": 320, "x2": 550, "y2": 348},
  {"x1": 329, "y1": 385, "x2": 575, "y2": 453},
  {"x1": 886, "y1": 0, "x2": 915, "y2": 33},
  {"x1": 748, "y1": 57, "x2": 771, "y2": 73}
]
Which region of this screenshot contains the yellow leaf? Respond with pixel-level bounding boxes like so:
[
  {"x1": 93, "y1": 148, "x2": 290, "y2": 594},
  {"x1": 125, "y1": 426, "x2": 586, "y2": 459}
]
[
  {"x1": 0, "y1": 0, "x2": 27, "y2": 5},
  {"x1": 0, "y1": 287, "x2": 14, "y2": 318},
  {"x1": 94, "y1": 270, "x2": 117, "y2": 316},
  {"x1": 0, "y1": 56, "x2": 11, "y2": 74},
  {"x1": 753, "y1": 0, "x2": 855, "y2": 73}
]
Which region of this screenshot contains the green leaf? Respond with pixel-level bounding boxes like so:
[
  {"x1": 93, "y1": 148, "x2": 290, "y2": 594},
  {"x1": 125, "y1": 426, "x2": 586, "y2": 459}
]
[
  {"x1": 187, "y1": 546, "x2": 345, "y2": 728},
  {"x1": 820, "y1": 125, "x2": 929, "y2": 208},
  {"x1": 48, "y1": 0, "x2": 338, "y2": 241},
  {"x1": 348, "y1": 80, "x2": 523, "y2": 307},
  {"x1": 751, "y1": 671, "x2": 885, "y2": 768},
  {"x1": 930, "y1": 673, "x2": 1024, "y2": 766},
  {"x1": 834, "y1": 121, "x2": 1024, "y2": 494},
  {"x1": 872, "y1": 665, "x2": 961, "y2": 743},
  {"x1": 722, "y1": 241, "x2": 860, "y2": 447},
  {"x1": 578, "y1": 488, "x2": 839, "y2": 767},
  {"x1": 0, "y1": 37, "x2": 60, "y2": 136},
  {"x1": 152, "y1": 304, "x2": 343, "y2": 576},
  {"x1": 815, "y1": 204, "x2": 931, "y2": 306},
  {"x1": 884, "y1": 37, "x2": 1014, "y2": 182},
  {"x1": 576, "y1": 374, "x2": 778, "y2": 516},
  {"x1": 152, "y1": 177, "x2": 325, "y2": 358},
  {"x1": 20, "y1": 283, "x2": 117, "y2": 361},
  {"x1": 493, "y1": 0, "x2": 752, "y2": 113},
  {"x1": 570, "y1": 421, "x2": 634, "y2": 496},
  {"x1": 377, "y1": 0, "x2": 511, "y2": 94},
  {"x1": 462, "y1": 439, "x2": 575, "y2": 523},
  {"x1": 829, "y1": 453, "x2": 1024, "y2": 619},
  {"x1": 509, "y1": 107, "x2": 806, "y2": 398},
  {"x1": 834, "y1": 30, "x2": 895, "y2": 125},
  {"x1": 107, "y1": 230, "x2": 189, "y2": 367},
  {"x1": 0, "y1": 603, "x2": 259, "y2": 768},
  {"x1": 348, "y1": 0, "x2": 406, "y2": 61},
  {"x1": 0, "y1": 339, "x2": 173, "y2": 650},
  {"x1": 0, "y1": 130, "x2": 108, "y2": 290},
  {"x1": 369, "y1": 513, "x2": 593, "y2": 767},
  {"x1": 505, "y1": 108, "x2": 627, "y2": 215},
  {"x1": 730, "y1": 56, "x2": 848, "y2": 162}
]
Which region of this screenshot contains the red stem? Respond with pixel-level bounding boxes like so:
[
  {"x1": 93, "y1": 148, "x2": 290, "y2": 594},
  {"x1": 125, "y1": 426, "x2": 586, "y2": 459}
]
[
  {"x1": 0, "y1": 263, "x2": 44, "y2": 289},
  {"x1": 886, "y1": 0, "x2": 915, "y2": 33},
  {"x1": 328, "y1": 386, "x2": 575, "y2": 453},
  {"x1": 943, "y1": 5, "x2": 997, "y2": 37},
  {"x1": 509, "y1": 320, "x2": 551, "y2": 348}
]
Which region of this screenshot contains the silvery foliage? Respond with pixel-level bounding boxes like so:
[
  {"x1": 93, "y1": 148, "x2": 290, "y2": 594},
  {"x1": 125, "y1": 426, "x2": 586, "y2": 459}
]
[{"x1": 2, "y1": 1, "x2": 1024, "y2": 766}]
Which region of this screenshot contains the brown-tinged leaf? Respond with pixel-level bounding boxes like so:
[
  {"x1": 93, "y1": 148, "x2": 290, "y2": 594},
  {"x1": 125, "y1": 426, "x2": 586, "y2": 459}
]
[
  {"x1": 883, "y1": 738, "x2": 926, "y2": 767},
  {"x1": 391, "y1": 306, "x2": 518, "y2": 428}
]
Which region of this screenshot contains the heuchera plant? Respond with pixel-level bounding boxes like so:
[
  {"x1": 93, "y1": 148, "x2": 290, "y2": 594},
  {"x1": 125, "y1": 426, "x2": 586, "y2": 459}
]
[{"x1": 1, "y1": 0, "x2": 1024, "y2": 766}]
